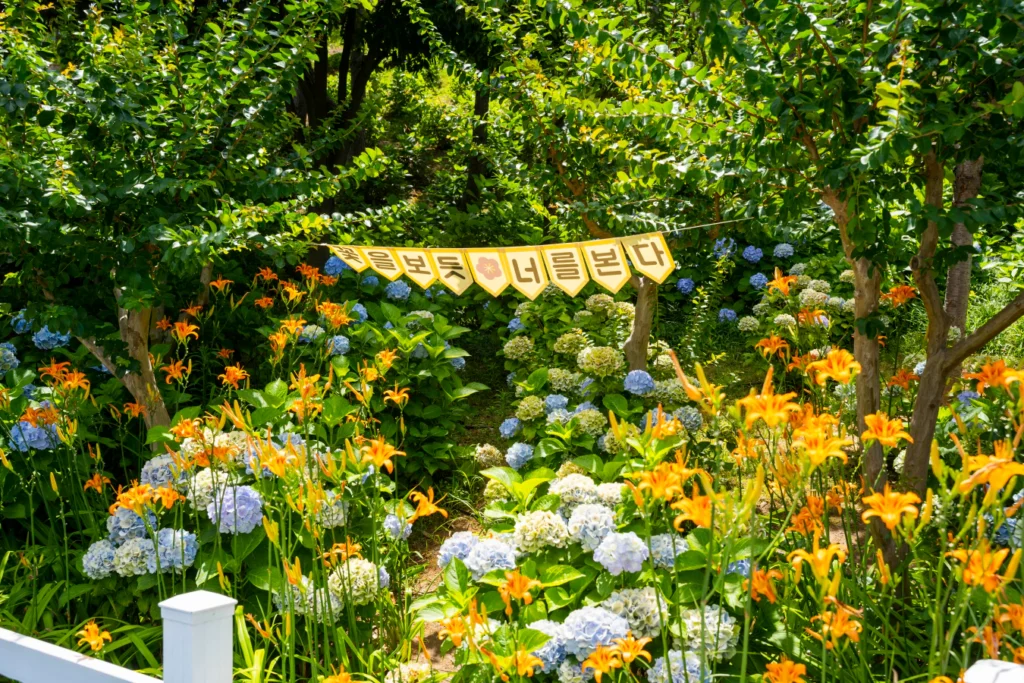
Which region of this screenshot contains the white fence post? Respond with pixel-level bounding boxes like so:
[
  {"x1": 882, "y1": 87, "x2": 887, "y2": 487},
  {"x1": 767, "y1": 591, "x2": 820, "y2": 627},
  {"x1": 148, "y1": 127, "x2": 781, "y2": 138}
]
[
  {"x1": 159, "y1": 590, "x2": 237, "y2": 683},
  {"x1": 964, "y1": 660, "x2": 1024, "y2": 683}
]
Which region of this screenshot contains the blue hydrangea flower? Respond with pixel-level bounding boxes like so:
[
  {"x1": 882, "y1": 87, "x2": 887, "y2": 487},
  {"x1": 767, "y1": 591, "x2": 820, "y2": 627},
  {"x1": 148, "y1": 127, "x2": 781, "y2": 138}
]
[
  {"x1": 21, "y1": 383, "x2": 36, "y2": 399},
  {"x1": 528, "y1": 620, "x2": 568, "y2": 673},
  {"x1": 593, "y1": 531, "x2": 649, "y2": 575},
  {"x1": 463, "y1": 538, "x2": 517, "y2": 579},
  {"x1": 151, "y1": 528, "x2": 199, "y2": 574},
  {"x1": 914, "y1": 361, "x2": 927, "y2": 376},
  {"x1": 773, "y1": 243, "x2": 794, "y2": 259},
  {"x1": 649, "y1": 533, "x2": 689, "y2": 569},
  {"x1": 579, "y1": 377, "x2": 595, "y2": 397},
  {"x1": 574, "y1": 401, "x2": 597, "y2": 414},
  {"x1": 507, "y1": 372, "x2": 517, "y2": 387},
  {"x1": 207, "y1": 485, "x2": 263, "y2": 534},
  {"x1": 451, "y1": 357, "x2": 466, "y2": 371},
  {"x1": 324, "y1": 256, "x2": 351, "y2": 276},
  {"x1": 718, "y1": 308, "x2": 737, "y2": 323},
  {"x1": 623, "y1": 370, "x2": 655, "y2": 396},
  {"x1": 12, "y1": 310, "x2": 33, "y2": 334},
  {"x1": 438, "y1": 531, "x2": 479, "y2": 568},
  {"x1": 499, "y1": 417, "x2": 521, "y2": 439},
  {"x1": 958, "y1": 390, "x2": 980, "y2": 408},
  {"x1": 82, "y1": 540, "x2": 116, "y2": 579},
  {"x1": 411, "y1": 343, "x2": 429, "y2": 359},
  {"x1": 676, "y1": 277, "x2": 695, "y2": 295},
  {"x1": 749, "y1": 273, "x2": 768, "y2": 290},
  {"x1": 384, "y1": 322, "x2": 394, "y2": 330},
  {"x1": 384, "y1": 513, "x2": 412, "y2": 540},
  {"x1": 113, "y1": 537, "x2": 157, "y2": 577},
  {"x1": 713, "y1": 238, "x2": 735, "y2": 259},
  {"x1": 327, "y1": 335, "x2": 350, "y2": 356},
  {"x1": 107, "y1": 508, "x2": 157, "y2": 546},
  {"x1": 673, "y1": 406, "x2": 703, "y2": 433},
  {"x1": 567, "y1": 504, "x2": 617, "y2": 551},
  {"x1": 725, "y1": 559, "x2": 751, "y2": 577},
  {"x1": 141, "y1": 454, "x2": 180, "y2": 489},
  {"x1": 742, "y1": 245, "x2": 763, "y2": 263},
  {"x1": 545, "y1": 394, "x2": 569, "y2": 413},
  {"x1": 9, "y1": 421, "x2": 59, "y2": 452},
  {"x1": 362, "y1": 275, "x2": 380, "y2": 288},
  {"x1": 506, "y1": 442, "x2": 534, "y2": 470},
  {"x1": 378, "y1": 566, "x2": 391, "y2": 589},
  {"x1": 32, "y1": 326, "x2": 71, "y2": 350},
  {"x1": 562, "y1": 606, "x2": 630, "y2": 658},
  {"x1": 648, "y1": 650, "x2": 707, "y2": 683},
  {"x1": 299, "y1": 324, "x2": 326, "y2": 343},
  {"x1": 385, "y1": 280, "x2": 412, "y2": 301},
  {"x1": 508, "y1": 317, "x2": 525, "y2": 333},
  {"x1": 547, "y1": 409, "x2": 572, "y2": 425},
  {"x1": 351, "y1": 303, "x2": 368, "y2": 323},
  {"x1": 0, "y1": 342, "x2": 19, "y2": 377}
]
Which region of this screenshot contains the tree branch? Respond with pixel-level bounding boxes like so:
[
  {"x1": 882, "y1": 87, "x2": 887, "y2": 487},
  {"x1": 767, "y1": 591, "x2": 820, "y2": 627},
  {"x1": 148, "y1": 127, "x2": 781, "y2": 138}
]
[{"x1": 945, "y1": 291, "x2": 1024, "y2": 371}]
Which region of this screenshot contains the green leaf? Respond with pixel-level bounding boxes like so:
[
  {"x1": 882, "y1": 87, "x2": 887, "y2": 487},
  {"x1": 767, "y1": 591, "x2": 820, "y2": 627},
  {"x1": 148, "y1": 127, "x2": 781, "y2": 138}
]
[
  {"x1": 444, "y1": 557, "x2": 471, "y2": 594},
  {"x1": 535, "y1": 438, "x2": 566, "y2": 460},
  {"x1": 540, "y1": 565, "x2": 585, "y2": 587},
  {"x1": 481, "y1": 467, "x2": 522, "y2": 493},
  {"x1": 263, "y1": 380, "x2": 288, "y2": 408},
  {"x1": 602, "y1": 393, "x2": 629, "y2": 416}
]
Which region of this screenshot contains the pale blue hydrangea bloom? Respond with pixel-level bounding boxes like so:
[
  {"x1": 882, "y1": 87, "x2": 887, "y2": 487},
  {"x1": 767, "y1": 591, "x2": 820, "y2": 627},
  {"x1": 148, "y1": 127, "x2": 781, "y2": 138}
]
[
  {"x1": 958, "y1": 390, "x2": 980, "y2": 407},
  {"x1": 113, "y1": 537, "x2": 157, "y2": 577},
  {"x1": 12, "y1": 310, "x2": 33, "y2": 334},
  {"x1": 594, "y1": 531, "x2": 649, "y2": 575},
  {"x1": 362, "y1": 275, "x2": 380, "y2": 288},
  {"x1": 141, "y1": 454, "x2": 181, "y2": 489},
  {"x1": 624, "y1": 370, "x2": 655, "y2": 396},
  {"x1": 32, "y1": 326, "x2": 71, "y2": 350},
  {"x1": 681, "y1": 605, "x2": 740, "y2": 660},
  {"x1": 774, "y1": 243, "x2": 794, "y2": 259},
  {"x1": 107, "y1": 508, "x2": 157, "y2": 545},
  {"x1": 411, "y1": 343, "x2": 429, "y2": 359},
  {"x1": 742, "y1": 245, "x2": 763, "y2": 263},
  {"x1": 713, "y1": 238, "x2": 735, "y2": 259},
  {"x1": 463, "y1": 538, "x2": 516, "y2": 579},
  {"x1": 567, "y1": 504, "x2": 616, "y2": 551},
  {"x1": 545, "y1": 394, "x2": 569, "y2": 413},
  {"x1": 914, "y1": 361, "x2": 927, "y2": 376},
  {"x1": 327, "y1": 335, "x2": 350, "y2": 356},
  {"x1": 151, "y1": 529, "x2": 198, "y2": 574},
  {"x1": 378, "y1": 566, "x2": 391, "y2": 589},
  {"x1": 451, "y1": 357, "x2": 466, "y2": 371},
  {"x1": 789, "y1": 263, "x2": 808, "y2": 275},
  {"x1": 558, "y1": 658, "x2": 589, "y2": 683},
  {"x1": 674, "y1": 406, "x2": 703, "y2": 433},
  {"x1": 385, "y1": 280, "x2": 412, "y2": 301},
  {"x1": 499, "y1": 417, "x2": 521, "y2": 439},
  {"x1": 351, "y1": 303, "x2": 368, "y2": 323},
  {"x1": 726, "y1": 559, "x2": 751, "y2": 577},
  {"x1": 579, "y1": 377, "x2": 595, "y2": 397},
  {"x1": 546, "y1": 408, "x2": 572, "y2": 425},
  {"x1": 718, "y1": 309, "x2": 737, "y2": 323},
  {"x1": 21, "y1": 383, "x2": 36, "y2": 399},
  {"x1": 527, "y1": 620, "x2": 567, "y2": 673},
  {"x1": 207, "y1": 485, "x2": 263, "y2": 534},
  {"x1": 299, "y1": 324, "x2": 326, "y2": 343},
  {"x1": 574, "y1": 401, "x2": 597, "y2": 414},
  {"x1": 676, "y1": 277, "x2": 695, "y2": 295},
  {"x1": 649, "y1": 533, "x2": 689, "y2": 569},
  {"x1": 514, "y1": 510, "x2": 569, "y2": 553},
  {"x1": 82, "y1": 540, "x2": 117, "y2": 579},
  {"x1": 384, "y1": 513, "x2": 412, "y2": 540},
  {"x1": 749, "y1": 272, "x2": 768, "y2": 290},
  {"x1": 9, "y1": 421, "x2": 58, "y2": 452},
  {"x1": 324, "y1": 256, "x2": 350, "y2": 276},
  {"x1": 317, "y1": 490, "x2": 349, "y2": 529},
  {"x1": 648, "y1": 650, "x2": 707, "y2": 683},
  {"x1": 507, "y1": 372, "x2": 517, "y2": 387},
  {"x1": 562, "y1": 606, "x2": 630, "y2": 658},
  {"x1": 438, "y1": 531, "x2": 479, "y2": 568},
  {"x1": 506, "y1": 442, "x2": 534, "y2": 470},
  {"x1": 508, "y1": 317, "x2": 525, "y2": 333},
  {"x1": 0, "y1": 342, "x2": 19, "y2": 377}
]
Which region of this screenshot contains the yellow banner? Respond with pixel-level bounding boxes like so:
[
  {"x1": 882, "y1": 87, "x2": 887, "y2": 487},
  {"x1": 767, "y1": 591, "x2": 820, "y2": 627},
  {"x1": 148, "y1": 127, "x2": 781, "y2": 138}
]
[
  {"x1": 429, "y1": 250, "x2": 474, "y2": 295},
  {"x1": 467, "y1": 249, "x2": 511, "y2": 297},
  {"x1": 503, "y1": 247, "x2": 548, "y2": 300},
  {"x1": 620, "y1": 233, "x2": 674, "y2": 283},
  {"x1": 328, "y1": 245, "x2": 370, "y2": 273},
  {"x1": 581, "y1": 239, "x2": 632, "y2": 293},
  {"x1": 359, "y1": 247, "x2": 404, "y2": 281},
  {"x1": 541, "y1": 244, "x2": 589, "y2": 296},
  {"x1": 393, "y1": 249, "x2": 437, "y2": 289}
]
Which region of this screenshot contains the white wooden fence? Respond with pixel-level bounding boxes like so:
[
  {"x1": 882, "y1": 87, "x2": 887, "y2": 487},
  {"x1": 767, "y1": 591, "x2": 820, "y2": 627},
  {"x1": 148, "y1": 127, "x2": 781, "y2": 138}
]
[
  {"x1": 0, "y1": 590, "x2": 236, "y2": 683},
  {"x1": 1, "y1": 589, "x2": 1023, "y2": 683}
]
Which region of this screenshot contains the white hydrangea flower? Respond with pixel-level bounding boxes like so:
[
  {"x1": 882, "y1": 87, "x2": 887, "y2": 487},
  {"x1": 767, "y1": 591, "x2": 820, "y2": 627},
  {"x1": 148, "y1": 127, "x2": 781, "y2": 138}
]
[
  {"x1": 603, "y1": 587, "x2": 668, "y2": 639},
  {"x1": 514, "y1": 510, "x2": 570, "y2": 553},
  {"x1": 327, "y1": 557, "x2": 383, "y2": 607},
  {"x1": 567, "y1": 503, "x2": 616, "y2": 551},
  {"x1": 680, "y1": 605, "x2": 740, "y2": 661},
  {"x1": 574, "y1": 409, "x2": 608, "y2": 437},
  {"x1": 184, "y1": 468, "x2": 235, "y2": 510},
  {"x1": 549, "y1": 473, "x2": 599, "y2": 514},
  {"x1": 596, "y1": 483, "x2": 624, "y2": 508}
]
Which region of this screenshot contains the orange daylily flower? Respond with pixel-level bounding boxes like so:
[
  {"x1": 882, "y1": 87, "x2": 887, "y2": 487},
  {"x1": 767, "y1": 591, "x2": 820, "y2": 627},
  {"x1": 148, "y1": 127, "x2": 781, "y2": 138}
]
[
  {"x1": 755, "y1": 334, "x2": 790, "y2": 359},
  {"x1": 156, "y1": 317, "x2": 172, "y2": 331},
  {"x1": 797, "y1": 308, "x2": 828, "y2": 326},
  {"x1": 671, "y1": 484, "x2": 717, "y2": 529},
  {"x1": 76, "y1": 621, "x2": 112, "y2": 651},
  {"x1": 807, "y1": 598, "x2": 862, "y2": 650},
  {"x1": 861, "y1": 412, "x2": 912, "y2": 448},
  {"x1": 171, "y1": 322, "x2": 199, "y2": 343},
  {"x1": 376, "y1": 348, "x2": 399, "y2": 369},
  {"x1": 384, "y1": 385, "x2": 411, "y2": 408},
  {"x1": 788, "y1": 529, "x2": 846, "y2": 585},
  {"x1": 217, "y1": 348, "x2": 235, "y2": 359},
  {"x1": 161, "y1": 359, "x2": 192, "y2": 384},
  {"x1": 498, "y1": 569, "x2": 542, "y2": 616},
  {"x1": 787, "y1": 353, "x2": 813, "y2": 373},
  {"x1": 61, "y1": 369, "x2": 91, "y2": 395},
  {"x1": 960, "y1": 441, "x2": 1024, "y2": 505},
  {"x1": 805, "y1": 348, "x2": 861, "y2": 386},
  {"x1": 109, "y1": 482, "x2": 155, "y2": 516},
  {"x1": 362, "y1": 436, "x2": 405, "y2": 474},
  {"x1": 280, "y1": 283, "x2": 306, "y2": 304},
  {"x1": 745, "y1": 567, "x2": 783, "y2": 603},
  {"x1": 736, "y1": 368, "x2": 800, "y2": 429},
  {"x1": 124, "y1": 402, "x2": 147, "y2": 418},
  {"x1": 793, "y1": 427, "x2": 851, "y2": 471},
  {"x1": 764, "y1": 656, "x2": 807, "y2": 683},
  {"x1": 219, "y1": 365, "x2": 250, "y2": 390},
  {"x1": 38, "y1": 359, "x2": 71, "y2": 382},
  {"x1": 861, "y1": 484, "x2": 921, "y2": 530},
  {"x1": 888, "y1": 368, "x2": 920, "y2": 390},
  {"x1": 881, "y1": 285, "x2": 917, "y2": 307},
  {"x1": 947, "y1": 540, "x2": 1022, "y2": 593},
  {"x1": 768, "y1": 268, "x2": 799, "y2": 296},
  {"x1": 439, "y1": 615, "x2": 468, "y2": 647},
  {"x1": 612, "y1": 635, "x2": 651, "y2": 665},
  {"x1": 280, "y1": 317, "x2": 307, "y2": 335},
  {"x1": 83, "y1": 473, "x2": 111, "y2": 494},
  {"x1": 155, "y1": 485, "x2": 183, "y2": 509},
  {"x1": 580, "y1": 644, "x2": 622, "y2": 683},
  {"x1": 255, "y1": 267, "x2": 278, "y2": 282},
  {"x1": 322, "y1": 540, "x2": 363, "y2": 566},
  {"x1": 965, "y1": 360, "x2": 1017, "y2": 395},
  {"x1": 283, "y1": 557, "x2": 304, "y2": 587},
  {"x1": 255, "y1": 297, "x2": 275, "y2": 309},
  {"x1": 209, "y1": 276, "x2": 233, "y2": 293},
  {"x1": 181, "y1": 304, "x2": 203, "y2": 318},
  {"x1": 409, "y1": 487, "x2": 448, "y2": 522}
]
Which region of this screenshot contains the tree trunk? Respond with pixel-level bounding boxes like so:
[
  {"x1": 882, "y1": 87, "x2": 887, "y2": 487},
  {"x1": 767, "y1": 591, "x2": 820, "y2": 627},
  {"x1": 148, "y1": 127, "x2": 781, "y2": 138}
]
[
  {"x1": 943, "y1": 157, "x2": 984, "y2": 372},
  {"x1": 625, "y1": 277, "x2": 657, "y2": 371},
  {"x1": 459, "y1": 84, "x2": 491, "y2": 210}
]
